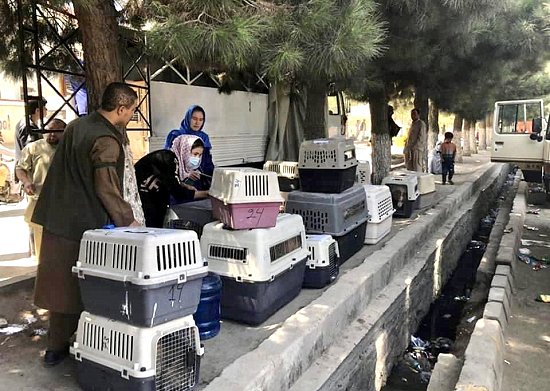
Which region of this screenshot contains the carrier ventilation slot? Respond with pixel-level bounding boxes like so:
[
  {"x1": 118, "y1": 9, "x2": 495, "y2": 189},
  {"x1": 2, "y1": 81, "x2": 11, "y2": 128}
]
[
  {"x1": 270, "y1": 234, "x2": 302, "y2": 263},
  {"x1": 156, "y1": 241, "x2": 197, "y2": 272},
  {"x1": 108, "y1": 330, "x2": 134, "y2": 361},
  {"x1": 357, "y1": 167, "x2": 370, "y2": 184},
  {"x1": 289, "y1": 208, "x2": 328, "y2": 232},
  {"x1": 155, "y1": 327, "x2": 198, "y2": 391},
  {"x1": 307, "y1": 246, "x2": 316, "y2": 261},
  {"x1": 112, "y1": 244, "x2": 137, "y2": 271},
  {"x1": 84, "y1": 241, "x2": 107, "y2": 266},
  {"x1": 280, "y1": 165, "x2": 297, "y2": 176},
  {"x1": 244, "y1": 174, "x2": 269, "y2": 197},
  {"x1": 328, "y1": 242, "x2": 338, "y2": 274},
  {"x1": 82, "y1": 321, "x2": 105, "y2": 352},
  {"x1": 209, "y1": 245, "x2": 247, "y2": 261},
  {"x1": 376, "y1": 197, "x2": 394, "y2": 220},
  {"x1": 303, "y1": 150, "x2": 337, "y2": 165},
  {"x1": 344, "y1": 201, "x2": 365, "y2": 220}
]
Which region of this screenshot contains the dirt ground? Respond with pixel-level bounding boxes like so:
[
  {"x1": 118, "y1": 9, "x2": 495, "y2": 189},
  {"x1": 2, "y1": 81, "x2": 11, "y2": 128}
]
[
  {"x1": 501, "y1": 197, "x2": 550, "y2": 391},
  {"x1": 0, "y1": 280, "x2": 79, "y2": 390}
]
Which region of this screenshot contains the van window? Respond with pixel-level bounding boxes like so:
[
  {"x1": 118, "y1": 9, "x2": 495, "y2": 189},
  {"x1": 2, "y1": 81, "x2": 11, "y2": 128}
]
[
  {"x1": 497, "y1": 102, "x2": 543, "y2": 134},
  {"x1": 327, "y1": 95, "x2": 340, "y2": 116}
]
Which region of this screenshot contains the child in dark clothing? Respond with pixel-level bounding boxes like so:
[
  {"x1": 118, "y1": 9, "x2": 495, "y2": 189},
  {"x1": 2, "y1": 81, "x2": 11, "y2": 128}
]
[{"x1": 440, "y1": 132, "x2": 457, "y2": 185}]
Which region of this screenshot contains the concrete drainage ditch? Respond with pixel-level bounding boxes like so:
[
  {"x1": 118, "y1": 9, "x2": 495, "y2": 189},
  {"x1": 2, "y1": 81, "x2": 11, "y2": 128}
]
[{"x1": 381, "y1": 168, "x2": 521, "y2": 391}]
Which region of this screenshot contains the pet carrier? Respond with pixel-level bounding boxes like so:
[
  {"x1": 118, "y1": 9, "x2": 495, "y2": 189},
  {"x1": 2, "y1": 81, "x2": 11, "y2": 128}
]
[
  {"x1": 164, "y1": 199, "x2": 215, "y2": 238},
  {"x1": 201, "y1": 214, "x2": 308, "y2": 325},
  {"x1": 381, "y1": 172, "x2": 419, "y2": 218},
  {"x1": 303, "y1": 234, "x2": 340, "y2": 288},
  {"x1": 285, "y1": 184, "x2": 368, "y2": 235},
  {"x1": 298, "y1": 138, "x2": 357, "y2": 193},
  {"x1": 355, "y1": 161, "x2": 371, "y2": 185},
  {"x1": 333, "y1": 219, "x2": 368, "y2": 264},
  {"x1": 71, "y1": 312, "x2": 203, "y2": 391},
  {"x1": 209, "y1": 167, "x2": 284, "y2": 229},
  {"x1": 263, "y1": 161, "x2": 300, "y2": 192},
  {"x1": 398, "y1": 170, "x2": 437, "y2": 209},
  {"x1": 362, "y1": 185, "x2": 394, "y2": 244},
  {"x1": 73, "y1": 227, "x2": 208, "y2": 327}
]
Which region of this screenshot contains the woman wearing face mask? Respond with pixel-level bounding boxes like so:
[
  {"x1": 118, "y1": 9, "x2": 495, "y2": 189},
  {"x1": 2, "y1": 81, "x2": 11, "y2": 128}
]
[
  {"x1": 164, "y1": 105, "x2": 214, "y2": 190},
  {"x1": 134, "y1": 138, "x2": 208, "y2": 228},
  {"x1": 170, "y1": 134, "x2": 209, "y2": 192}
]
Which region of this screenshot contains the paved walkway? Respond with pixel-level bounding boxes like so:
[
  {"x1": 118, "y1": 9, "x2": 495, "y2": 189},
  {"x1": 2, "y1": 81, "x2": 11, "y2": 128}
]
[
  {"x1": 501, "y1": 195, "x2": 550, "y2": 391},
  {"x1": 0, "y1": 151, "x2": 501, "y2": 390}
]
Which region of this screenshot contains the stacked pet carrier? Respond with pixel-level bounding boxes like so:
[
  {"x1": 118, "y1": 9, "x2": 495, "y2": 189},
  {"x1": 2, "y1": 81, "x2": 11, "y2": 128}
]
[
  {"x1": 398, "y1": 170, "x2": 437, "y2": 209},
  {"x1": 263, "y1": 161, "x2": 301, "y2": 212},
  {"x1": 286, "y1": 139, "x2": 368, "y2": 269},
  {"x1": 202, "y1": 168, "x2": 309, "y2": 325},
  {"x1": 71, "y1": 227, "x2": 207, "y2": 391},
  {"x1": 381, "y1": 172, "x2": 419, "y2": 218},
  {"x1": 362, "y1": 185, "x2": 395, "y2": 244}
]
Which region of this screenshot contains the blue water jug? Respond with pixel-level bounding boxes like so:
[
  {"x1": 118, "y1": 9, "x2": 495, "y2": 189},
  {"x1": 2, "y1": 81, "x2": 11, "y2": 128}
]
[{"x1": 194, "y1": 273, "x2": 222, "y2": 340}]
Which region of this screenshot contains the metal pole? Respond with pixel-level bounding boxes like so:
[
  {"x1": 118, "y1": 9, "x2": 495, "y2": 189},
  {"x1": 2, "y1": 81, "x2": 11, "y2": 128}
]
[{"x1": 17, "y1": 0, "x2": 30, "y2": 130}]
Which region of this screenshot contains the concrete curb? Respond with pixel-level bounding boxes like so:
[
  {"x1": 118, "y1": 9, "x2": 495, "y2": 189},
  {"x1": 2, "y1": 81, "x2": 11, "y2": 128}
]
[
  {"x1": 455, "y1": 177, "x2": 527, "y2": 391},
  {"x1": 456, "y1": 319, "x2": 506, "y2": 391},
  {"x1": 427, "y1": 354, "x2": 463, "y2": 391},
  {"x1": 204, "y1": 163, "x2": 508, "y2": 391}
]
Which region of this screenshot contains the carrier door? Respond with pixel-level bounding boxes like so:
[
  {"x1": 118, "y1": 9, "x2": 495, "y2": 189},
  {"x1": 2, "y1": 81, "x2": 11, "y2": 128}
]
[{"x1": 491, "y1": 99, "x2": 546, "y2": 182}]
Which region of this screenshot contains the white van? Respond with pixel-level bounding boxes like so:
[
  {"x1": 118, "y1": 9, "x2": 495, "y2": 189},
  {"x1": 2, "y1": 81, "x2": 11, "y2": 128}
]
[{"x1": 491, "y1": 99, "x2": 550, "y2": 190}]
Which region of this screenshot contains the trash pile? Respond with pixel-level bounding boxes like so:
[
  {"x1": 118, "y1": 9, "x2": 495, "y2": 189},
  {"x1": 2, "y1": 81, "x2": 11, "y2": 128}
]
[
  {"x1": 0, "y1": 311, "x2": 46, "y2": 338},
  {"x1": 398, "y1": 335, "x2": 455, "y2": 384},
  {"x1": 517, "y1": 253, "x2": 549, "y2": 271},
  {"x1": 475, "y1": 209, "x2": 498, "y2": 242}
]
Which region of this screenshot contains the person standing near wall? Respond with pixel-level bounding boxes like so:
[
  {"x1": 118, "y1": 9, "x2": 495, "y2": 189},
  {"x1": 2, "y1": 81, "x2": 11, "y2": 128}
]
[
  {"x1": 16, "y1": 119, "x2": 66, "y2": 259},
  {"x1": 14, "y1": 97, "x2": 47, "y2": 161},
  {"x1": 404, "y1": 108, "x2": 427, "y2": 172},
  {"x1": 31, "y1": 82, "x2": 143, "y2": 366}
]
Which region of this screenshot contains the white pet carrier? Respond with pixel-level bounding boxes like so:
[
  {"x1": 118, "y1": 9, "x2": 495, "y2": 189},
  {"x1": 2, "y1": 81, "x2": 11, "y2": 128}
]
[
  {"x1": 381, "y1": 172, "x2": 419, "y2": 200},
  {"x1": 263, "y1": 161, "x2": 300, "y2": 179},
  {"x1": 298, "y1": 138, "x2": 358, "y2": 193},
  {"x1": 208, "y1": 167, "x2": 283, "y2": 229},
  {"x1": 71, "y1": 312, "x2": 203, "y2": 391},
  {"x1": 362, "y1": 185, "x2": 394, "y2": 244},
  {"x1": 303, "y1": 235, "x2": 340, "y2": 288},
  {"x1": 201, "y1": 213, "x2": 308, "y2": 282},
  {"x1": 381, "y1": 172, "x2": 419, "y2": 218},
  {"x1": 298, "y1": 138, "x2": 357, "y2": 169},
  {"x1": 201, "y1": 213, "x2": 309, "y2": 325},
  {"x1": 397, "y1": 170, "x2": 436, "y2": 194},
  {"x1": 396, "y1": 170, "x2": 436, "y2": 208},
  {"x1": 355, "y1": 161, "x2": 371, "y2": 185},
  {"x1": 73, "y1": 227, "x2": 208, "y2": 327},
  {"x1": 263, "y1": 161, "x2": 300, "y2": 192}
]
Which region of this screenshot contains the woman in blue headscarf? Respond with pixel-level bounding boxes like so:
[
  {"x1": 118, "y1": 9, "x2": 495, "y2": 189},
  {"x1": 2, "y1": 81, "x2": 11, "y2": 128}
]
[{"x1": 164, "y1": 105, "x2": 214, "y2": 189}]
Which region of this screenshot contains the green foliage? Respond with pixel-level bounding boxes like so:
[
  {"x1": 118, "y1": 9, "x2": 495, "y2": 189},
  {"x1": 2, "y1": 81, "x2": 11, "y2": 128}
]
[
  {"x1": 143, "y1": 0, "x2": 386, "y2": 86},
  {"x1": 0, "y1": 0, "x2": 82, "y2": 80}
]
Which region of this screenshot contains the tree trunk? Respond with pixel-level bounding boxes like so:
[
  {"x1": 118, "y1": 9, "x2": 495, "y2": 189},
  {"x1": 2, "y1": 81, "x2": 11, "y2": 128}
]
[
  {"x1": 304, "y1": 82, "x2": 327, "y2": 140},
  {"x1": 413, "y1": 84, "x2": 429, "y2": 125},
  {"x1": 369, "y1": 88, "x2": 391, "y2": 185},
  {"x1": 485, "y1": 111, "x2": 493, "y2": 149},
  {"x1": 74, "y1": 0, "x2": 122, "y2": 111},
  {"x1": 479, "y1": 116, "x2": 487, "y2": 150},
  {"x1": 463, "y1": 119, "x2": 471, "y2": 156},
  {"x1": 428, "y1": 100, "x2": 440, "y2": 150},
  {"x1": 470, "y1": 120, "x2": 478, "y2": 154},
  {"x1": 453, "y1": 114, "x2": 463, "y2": 163}
]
